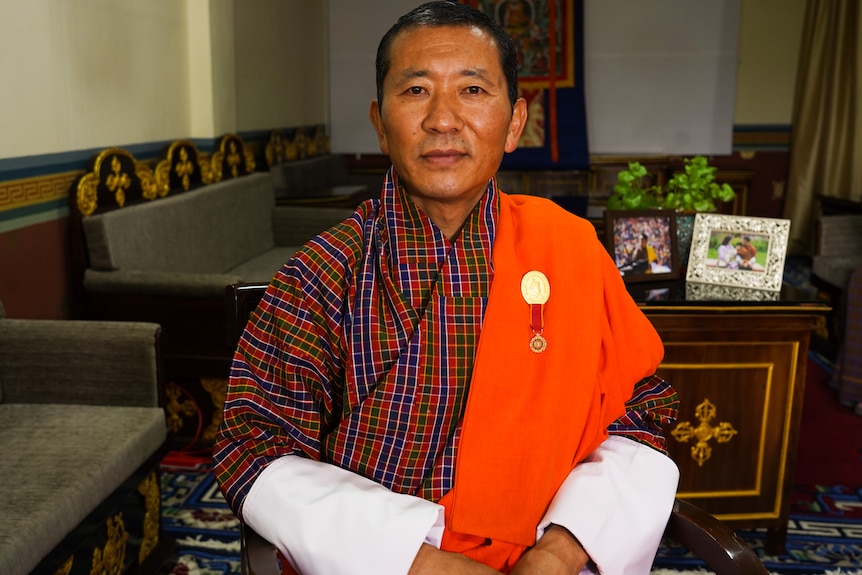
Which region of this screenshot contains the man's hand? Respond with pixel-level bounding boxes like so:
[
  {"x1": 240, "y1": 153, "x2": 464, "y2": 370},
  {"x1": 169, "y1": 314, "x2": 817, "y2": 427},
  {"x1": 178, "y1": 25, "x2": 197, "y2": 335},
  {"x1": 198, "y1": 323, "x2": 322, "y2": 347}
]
[
  {"x1": 510, "y1": 525, "x2": 589, "y2": 575},
  {"x1": 408, "y1": 543, "x2": 502, "y2": 575}
]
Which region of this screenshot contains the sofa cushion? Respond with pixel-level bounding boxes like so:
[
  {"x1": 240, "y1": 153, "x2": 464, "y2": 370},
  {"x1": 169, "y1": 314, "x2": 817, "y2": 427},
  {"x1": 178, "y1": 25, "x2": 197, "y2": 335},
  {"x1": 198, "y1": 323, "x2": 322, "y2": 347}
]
[
  {"x1": 270, "y1": 155, "x2": 350, "y2": 196},
  {"x1": 83, "y1": 173, "x2": 276, "y2": 274},
  {"x1": 817, "y1": 215, "x2": 862, "y2": 256},
  {"x1": 812, "y1": 255, "x2": 862, "y2": 290},
  {"x1": 227, "y1": 246, "x2": 300, "y2": 283},
  {"x1": 0, "y1": 403, "x2": 166, "y2": 575},
  {"x1": 0, "y1": 320, "x2": 160, "y2": 407}
]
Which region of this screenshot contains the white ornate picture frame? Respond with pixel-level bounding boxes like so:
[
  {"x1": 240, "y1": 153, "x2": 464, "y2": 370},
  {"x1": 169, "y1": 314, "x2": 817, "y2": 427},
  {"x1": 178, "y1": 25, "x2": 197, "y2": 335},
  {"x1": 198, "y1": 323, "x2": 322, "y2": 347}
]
[{"x1": 686, "y1": 213, "x2": 791, "y2": 291}]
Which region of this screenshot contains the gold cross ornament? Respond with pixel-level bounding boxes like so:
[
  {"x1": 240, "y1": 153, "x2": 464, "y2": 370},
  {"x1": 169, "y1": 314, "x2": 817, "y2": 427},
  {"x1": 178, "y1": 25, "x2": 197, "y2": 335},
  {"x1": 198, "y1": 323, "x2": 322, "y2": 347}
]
[{"x1": 671, "y1": 398, "x2": 738, "y2": 466}]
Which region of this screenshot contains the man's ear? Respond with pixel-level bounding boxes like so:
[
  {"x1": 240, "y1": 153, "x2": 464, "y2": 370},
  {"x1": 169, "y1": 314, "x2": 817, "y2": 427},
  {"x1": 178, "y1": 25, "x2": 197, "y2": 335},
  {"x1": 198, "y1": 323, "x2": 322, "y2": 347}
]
[
  {"x1": 369, "y1": 100, "x2": 390, "y2": 156},
  {"x1": 504, "y1": 97, "x2": 528, "y2": 153}
]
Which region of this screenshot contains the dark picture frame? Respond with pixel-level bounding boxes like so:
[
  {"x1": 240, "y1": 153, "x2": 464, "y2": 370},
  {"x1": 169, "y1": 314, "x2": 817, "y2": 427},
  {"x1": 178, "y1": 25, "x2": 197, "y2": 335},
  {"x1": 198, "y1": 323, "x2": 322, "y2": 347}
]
[{"x1": 603, "y1": 209, "x2": 681, "y2": 283}]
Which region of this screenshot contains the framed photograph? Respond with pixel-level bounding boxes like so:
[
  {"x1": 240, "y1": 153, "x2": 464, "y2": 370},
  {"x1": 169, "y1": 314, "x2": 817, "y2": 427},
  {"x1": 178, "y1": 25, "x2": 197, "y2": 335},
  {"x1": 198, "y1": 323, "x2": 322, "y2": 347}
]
[
  {"x1": 686, "y1": 213, "x2": 791, "y2": 291},
  {"x1": 604, "y1": 209, "x2": 681, "y2": 283}
]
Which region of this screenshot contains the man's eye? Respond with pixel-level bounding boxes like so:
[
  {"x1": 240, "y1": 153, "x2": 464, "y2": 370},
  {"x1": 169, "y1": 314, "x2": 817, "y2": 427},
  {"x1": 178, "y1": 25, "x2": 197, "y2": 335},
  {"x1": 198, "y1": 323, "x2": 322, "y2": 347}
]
[
  {"x1": 465, "y1": 86, "x2": 484, "y2": 95},
  {"x1": 408, "y1": 86, "x2": 425, "y2": 95}
]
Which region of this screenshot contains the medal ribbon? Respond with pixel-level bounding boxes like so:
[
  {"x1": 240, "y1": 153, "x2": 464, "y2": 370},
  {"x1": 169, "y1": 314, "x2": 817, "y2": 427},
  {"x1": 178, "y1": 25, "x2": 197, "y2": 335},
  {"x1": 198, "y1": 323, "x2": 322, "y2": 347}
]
[{"x1": 530, "y1": 303, "x2": 544, "y2": 335}]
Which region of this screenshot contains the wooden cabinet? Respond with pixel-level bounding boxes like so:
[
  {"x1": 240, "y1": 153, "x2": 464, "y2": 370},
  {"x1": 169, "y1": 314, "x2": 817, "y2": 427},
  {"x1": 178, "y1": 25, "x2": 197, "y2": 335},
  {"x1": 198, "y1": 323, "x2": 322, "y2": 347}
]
[{"x1": 640, "y1": 304, "x2": 827, "y2": 554}]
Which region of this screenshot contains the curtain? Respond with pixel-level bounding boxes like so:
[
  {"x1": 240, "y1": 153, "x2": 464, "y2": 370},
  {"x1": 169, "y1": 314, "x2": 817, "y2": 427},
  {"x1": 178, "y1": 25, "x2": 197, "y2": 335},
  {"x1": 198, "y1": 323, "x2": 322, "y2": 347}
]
[{"x1": 784, "y1": 0, "x2": 862, "y2": 255}]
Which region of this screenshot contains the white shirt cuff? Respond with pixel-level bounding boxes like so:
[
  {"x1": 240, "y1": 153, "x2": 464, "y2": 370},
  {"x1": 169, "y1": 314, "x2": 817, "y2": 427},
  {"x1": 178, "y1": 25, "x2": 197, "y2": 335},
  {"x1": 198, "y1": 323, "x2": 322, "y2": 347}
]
[
  {"x1": 242, "y1": 455, "x2": 445, "y2": 575},
  {"x1": 538, "y1": 435, "x2": 680, "y2": 575}
]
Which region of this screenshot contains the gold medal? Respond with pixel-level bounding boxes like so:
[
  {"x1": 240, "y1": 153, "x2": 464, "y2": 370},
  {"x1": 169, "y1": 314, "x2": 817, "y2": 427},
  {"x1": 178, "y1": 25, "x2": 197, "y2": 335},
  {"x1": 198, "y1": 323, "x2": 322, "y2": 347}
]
[
  {"x1": 529, "y1": 332, "x2": 547, "y2": 353},
  {"x1": 522, "y1": 271, "x2": 550, "y2": 353},
  {"x1": 521, "y1": 270, "x2": 550, "y2": 305}
]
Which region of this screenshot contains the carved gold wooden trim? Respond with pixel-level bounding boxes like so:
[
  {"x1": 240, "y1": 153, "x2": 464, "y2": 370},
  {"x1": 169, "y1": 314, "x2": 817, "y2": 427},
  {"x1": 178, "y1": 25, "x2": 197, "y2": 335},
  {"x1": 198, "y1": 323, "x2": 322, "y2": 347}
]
[
  {"x1": 672, "y1": 398, "x2": 738, "y2": 466},
  {"x1": 212, "y1": 133, "x2": 255, "y2": 181},
  {"x1": 306, "y1": 124, "x2": 329, "y2": 158},
  {"x1": 165, "y1": 382, "x2": 198, "y2": 434},
  {"x1": 154, "y1": 140, "x2": 213, "y2": 195},
  {"x1": 266, "y1": 129, "x2": 288, "y2": 167},
  {"x1": 76, "y1": 148, "x2": 157, "y2": 217},
  {"x1": 89, "y1": 513, "x2": 128, "y2": 575},
  {"x1": 137, "y1": 471, "x2": 160, "y2": 564},
  {"x1": 53, "y1": 556, "x2": 73, "y2": 575},
  {"x1": 201, "y1": 377, "x2": 228, "y2": 442}
]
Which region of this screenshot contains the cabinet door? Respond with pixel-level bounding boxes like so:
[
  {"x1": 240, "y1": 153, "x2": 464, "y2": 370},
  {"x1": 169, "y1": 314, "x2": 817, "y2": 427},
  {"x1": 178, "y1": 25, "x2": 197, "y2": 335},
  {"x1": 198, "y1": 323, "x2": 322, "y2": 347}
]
[{"x1": 647, "y1": 312, "x2": 818, "y2": 529}]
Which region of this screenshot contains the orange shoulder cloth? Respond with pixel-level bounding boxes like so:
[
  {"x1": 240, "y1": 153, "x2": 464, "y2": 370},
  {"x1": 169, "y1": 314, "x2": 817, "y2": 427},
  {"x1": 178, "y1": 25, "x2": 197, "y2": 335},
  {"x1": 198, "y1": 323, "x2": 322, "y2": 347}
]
[{"x1": 447, "y1": 193, "x2": 664, "y2": 546}]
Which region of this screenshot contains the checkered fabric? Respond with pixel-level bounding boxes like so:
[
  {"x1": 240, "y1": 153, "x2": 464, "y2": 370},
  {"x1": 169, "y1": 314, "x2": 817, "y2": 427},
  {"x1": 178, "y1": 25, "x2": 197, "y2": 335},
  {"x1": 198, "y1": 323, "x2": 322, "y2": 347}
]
[{"x1": 213, "y1": 168, "x2": 677, "y2": 513}]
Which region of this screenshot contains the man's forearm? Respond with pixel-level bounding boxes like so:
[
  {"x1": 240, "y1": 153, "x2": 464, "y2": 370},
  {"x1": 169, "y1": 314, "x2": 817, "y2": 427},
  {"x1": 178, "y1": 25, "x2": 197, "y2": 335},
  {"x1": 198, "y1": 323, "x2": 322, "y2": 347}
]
[{"x1": 242, "y1": 455, "x2": 445, "y2": 575}]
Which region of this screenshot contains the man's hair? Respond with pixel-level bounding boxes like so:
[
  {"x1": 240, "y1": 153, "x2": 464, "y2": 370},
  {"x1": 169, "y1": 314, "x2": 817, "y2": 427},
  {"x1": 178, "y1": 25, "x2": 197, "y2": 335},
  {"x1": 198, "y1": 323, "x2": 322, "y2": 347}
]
[{"x1": 375, "y1": 1, "x2": 519, "y2": 108}]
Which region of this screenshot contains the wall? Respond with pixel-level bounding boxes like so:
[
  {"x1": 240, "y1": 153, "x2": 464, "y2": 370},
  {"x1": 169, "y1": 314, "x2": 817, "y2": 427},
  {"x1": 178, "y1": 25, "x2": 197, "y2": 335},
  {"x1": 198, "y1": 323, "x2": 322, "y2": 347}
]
[
  {"x1": 234, "y1": 0, "x2": 328, "y2": 131},
  {"x1": 0, "y1": 0, "x2": 326, "y2": 318},
  {"x1": 735, "y1": 0, "x2": 805, "y2": 126},
  {"x1": 0, "y1": 0, "x2": 805, "y2": 319},
  {"x1": 0, "y1": 1, "x2": 191, "y2": 159}
]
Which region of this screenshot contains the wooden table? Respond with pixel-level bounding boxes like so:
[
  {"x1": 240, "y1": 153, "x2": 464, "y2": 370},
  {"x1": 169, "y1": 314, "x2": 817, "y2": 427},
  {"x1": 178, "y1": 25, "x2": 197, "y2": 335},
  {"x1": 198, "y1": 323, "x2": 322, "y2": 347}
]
[{"x1": 627, "y1": 281, "x2": 829, "y2": 554}]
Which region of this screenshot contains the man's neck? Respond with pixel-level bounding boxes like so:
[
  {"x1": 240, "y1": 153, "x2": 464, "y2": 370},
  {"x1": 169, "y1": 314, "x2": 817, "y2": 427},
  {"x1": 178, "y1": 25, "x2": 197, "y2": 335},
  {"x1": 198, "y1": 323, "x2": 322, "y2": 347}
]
[{"x1": 406, "y1": 191, "x2": 487, "y2": 241}]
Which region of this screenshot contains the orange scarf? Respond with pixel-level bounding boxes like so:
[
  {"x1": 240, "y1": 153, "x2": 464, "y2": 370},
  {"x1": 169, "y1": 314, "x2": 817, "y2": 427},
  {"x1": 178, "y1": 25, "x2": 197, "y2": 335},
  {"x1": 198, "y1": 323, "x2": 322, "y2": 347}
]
[{"x1": 442, "y1": 193, "x2": 664, "y2": 564}]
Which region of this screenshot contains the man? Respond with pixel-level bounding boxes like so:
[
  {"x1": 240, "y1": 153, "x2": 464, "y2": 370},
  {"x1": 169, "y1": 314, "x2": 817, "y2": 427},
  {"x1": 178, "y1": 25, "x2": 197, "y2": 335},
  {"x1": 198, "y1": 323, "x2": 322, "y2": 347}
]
[
  {"x1": 214, "y1": 2, "x2": 679, "y2": 574},
  {"x1": 631, "y1": 234, "x2": 656, "y2": 275},
  {"x1": 736, "y1": 236, "x2": 757, "y2": 270}
]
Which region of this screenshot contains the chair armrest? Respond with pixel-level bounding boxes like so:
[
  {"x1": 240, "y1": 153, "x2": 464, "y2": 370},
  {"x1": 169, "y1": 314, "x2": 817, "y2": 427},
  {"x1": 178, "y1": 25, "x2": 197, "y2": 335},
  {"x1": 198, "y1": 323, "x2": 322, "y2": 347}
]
[
  {"x1": 665, "y1": 499, "x2": 768, "y2": 575},
  {"x1": 0, "y1": 319, "x2": 161, "y2": 407},
  {"x1": 239, "y1": 498, "x2": 768, "y2": 575},
  {"x1": 242, "y1": 524, "x2": 282, "y2": 575},
  {"x1": 272, "y1": 205, "x2": 353, "y2": 247},
  {"x1": 85, "y1": 269, "x2": 242, "y2": 298}
]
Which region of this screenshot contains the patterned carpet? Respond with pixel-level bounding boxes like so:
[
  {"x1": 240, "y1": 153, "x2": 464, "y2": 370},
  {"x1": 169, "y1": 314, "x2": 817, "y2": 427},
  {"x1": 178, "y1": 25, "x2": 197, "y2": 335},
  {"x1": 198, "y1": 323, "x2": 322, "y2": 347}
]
[
  {"x1": 156, "y1": 258, "x2": 861, "y2": 574},
  {"x1": 156, "y1": 466, "x2": 862, "y2": 575},
  {"x1": 158, "y1": 467, "x2": 241, "y2": 575}
]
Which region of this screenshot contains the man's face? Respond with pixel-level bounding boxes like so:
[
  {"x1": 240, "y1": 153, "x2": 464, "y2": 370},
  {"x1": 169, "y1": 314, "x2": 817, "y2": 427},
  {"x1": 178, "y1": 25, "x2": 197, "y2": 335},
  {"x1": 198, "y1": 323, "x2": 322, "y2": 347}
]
[{"x1": 370, "y1": 25, "x2": 526, "y2": 216}]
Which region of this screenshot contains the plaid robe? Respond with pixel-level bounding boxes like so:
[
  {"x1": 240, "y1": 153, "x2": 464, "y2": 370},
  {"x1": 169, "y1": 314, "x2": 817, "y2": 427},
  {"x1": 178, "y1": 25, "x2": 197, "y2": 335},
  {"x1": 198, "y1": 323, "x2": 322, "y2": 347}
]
[{"x1": 213, "y1": 168, "x2": 678, "y2": 521}]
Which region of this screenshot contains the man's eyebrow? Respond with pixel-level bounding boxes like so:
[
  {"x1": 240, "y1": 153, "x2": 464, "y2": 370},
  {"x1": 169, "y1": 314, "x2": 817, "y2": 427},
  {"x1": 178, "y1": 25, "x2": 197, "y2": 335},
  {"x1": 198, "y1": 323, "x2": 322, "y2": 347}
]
[{"x1": 394, "y1": 67, "x2": 495, "y2": 83}]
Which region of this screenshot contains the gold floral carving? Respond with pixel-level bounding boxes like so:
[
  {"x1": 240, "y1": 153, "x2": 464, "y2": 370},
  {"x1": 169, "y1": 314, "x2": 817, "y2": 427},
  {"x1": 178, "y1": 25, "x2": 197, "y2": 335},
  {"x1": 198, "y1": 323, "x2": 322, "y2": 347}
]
[
  {"x1": 154, "y1": 140, "x2": 214, "y2": 195},
  {"x1": 285, "y1": 136, "x2": 299, "y2": 162},
  {"x1": 75, "y1": 148, "x2": 157, "y2": 216},
  {"x1": 89, "y1": 513, "x2": 128, "y2": 575},
  {"x1": 212, "y1": 134, "x2": 255, "y2": 180},
  {"x1": 136, "y1": 471, "x2": 160, "y2": 564},
  {"x1": 201, "y1": 377, "x2": 228, "y2": 442},
  {"x1": 53, "y1": 556, "x2": 73, "y2": 575},
  {"x1": 227, "y1": 140, "x2": 241, "y2": 178},
  {"x1": 106, "y1": 156, "x2": 130, "y2": 207},
  {"x1": 266, "y1": 130, "x2": 287, "y2": 167},
  {"x1": 165, "y1": 383, "x2": 198, "y2": 434},
  {"x1": 672, "y1": 398, "x2": 738, "y2": 466},
  {"x1": 76, "y1": 173, "x2": 100, "y2": 217}
]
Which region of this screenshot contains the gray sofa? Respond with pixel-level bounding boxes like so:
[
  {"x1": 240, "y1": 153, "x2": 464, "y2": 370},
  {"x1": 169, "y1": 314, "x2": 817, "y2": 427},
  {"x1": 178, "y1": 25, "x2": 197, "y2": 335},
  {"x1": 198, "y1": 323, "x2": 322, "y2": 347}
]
[
  {"x1": 0, "y1": 299, "x2": 167, "y2": 575},
  {"x1": 78, "y1": 168, "x2": 353, "y2": 444},
  {"x1": 812, "y1": 213, "x2": 862, "y2": 291},
  {"x1": 269, "y1": 154, "x2": 369, "y2": 202},
  {"x1": 82, "y1": 172, "x2": 353, "y2": 298}
]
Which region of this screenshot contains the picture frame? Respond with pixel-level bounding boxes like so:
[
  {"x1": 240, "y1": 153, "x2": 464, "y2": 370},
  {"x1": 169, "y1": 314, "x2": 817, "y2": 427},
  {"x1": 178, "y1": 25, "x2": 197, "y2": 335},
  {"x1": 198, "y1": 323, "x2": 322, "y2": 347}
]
[
  {"x1": 685, "y1": 213, "x2": 791, "y2": 291},
  {"x1": 604, "y1": 209, "x2": 681, "y2": 283}
]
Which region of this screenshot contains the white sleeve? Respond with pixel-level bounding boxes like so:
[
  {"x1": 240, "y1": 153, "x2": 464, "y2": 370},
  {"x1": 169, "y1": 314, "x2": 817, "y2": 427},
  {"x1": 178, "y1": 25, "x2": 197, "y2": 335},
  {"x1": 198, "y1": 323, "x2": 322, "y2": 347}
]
[
  {"x1": 537, "y1": 435, "x2": 680, "y2": 575},
  {"x1": 241, "y1": 455, "x2": 446, "y2": 575}
]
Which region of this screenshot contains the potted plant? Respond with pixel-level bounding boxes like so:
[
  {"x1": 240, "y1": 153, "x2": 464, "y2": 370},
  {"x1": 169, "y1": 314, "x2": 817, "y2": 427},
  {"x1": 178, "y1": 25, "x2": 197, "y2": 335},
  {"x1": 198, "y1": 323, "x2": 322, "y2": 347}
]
[
  {"x1": 606, "y1": 155, "x2": 736, "y2": 267},
  {"x1": 606, "y1": 155, "x2": 735, "y2": 212}
]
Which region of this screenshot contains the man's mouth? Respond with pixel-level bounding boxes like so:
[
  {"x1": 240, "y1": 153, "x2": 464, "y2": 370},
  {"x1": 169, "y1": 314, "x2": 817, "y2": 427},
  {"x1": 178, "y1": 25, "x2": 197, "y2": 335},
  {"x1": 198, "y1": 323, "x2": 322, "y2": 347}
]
[{"x1": 422, "y1": 149, "x2": 467, "y2": 165}]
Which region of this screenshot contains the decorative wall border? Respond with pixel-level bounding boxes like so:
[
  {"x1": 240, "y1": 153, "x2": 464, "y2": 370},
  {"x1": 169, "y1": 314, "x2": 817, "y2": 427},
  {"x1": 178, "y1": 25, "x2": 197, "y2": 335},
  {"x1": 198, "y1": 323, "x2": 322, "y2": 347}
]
[{"x1": 0, "y1": 124, "x2": 330, "y2": 232}]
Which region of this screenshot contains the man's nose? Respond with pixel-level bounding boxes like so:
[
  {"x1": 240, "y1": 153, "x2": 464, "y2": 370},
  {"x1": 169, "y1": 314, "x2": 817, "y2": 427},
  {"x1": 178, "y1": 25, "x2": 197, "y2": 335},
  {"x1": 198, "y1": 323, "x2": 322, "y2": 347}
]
[{"x1": 422, "y1": 92, "x2": 463, "y2": 133}]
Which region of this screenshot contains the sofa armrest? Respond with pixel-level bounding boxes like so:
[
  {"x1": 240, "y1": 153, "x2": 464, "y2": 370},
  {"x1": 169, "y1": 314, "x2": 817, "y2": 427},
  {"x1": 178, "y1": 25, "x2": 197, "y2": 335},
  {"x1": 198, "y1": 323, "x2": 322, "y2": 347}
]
[
  {"x1": 816, "y1": 215, "x2": 862, "y2": 257},
  {"x1": 85, "y1": 269, "x2": 243, "y2": 298},
  {"x1": 0, "y1": 319, "x2": 161, "y2": 407},
  {"x1": 272, "y1": 205, "x2": 353, "y2": 247}
]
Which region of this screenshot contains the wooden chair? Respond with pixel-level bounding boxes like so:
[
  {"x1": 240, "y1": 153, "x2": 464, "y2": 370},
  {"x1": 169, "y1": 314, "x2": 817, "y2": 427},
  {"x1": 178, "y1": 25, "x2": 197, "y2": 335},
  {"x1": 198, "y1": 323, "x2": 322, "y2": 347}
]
[{"x1": 225, "y1": 282, "x2": 768, "y2": 575}]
